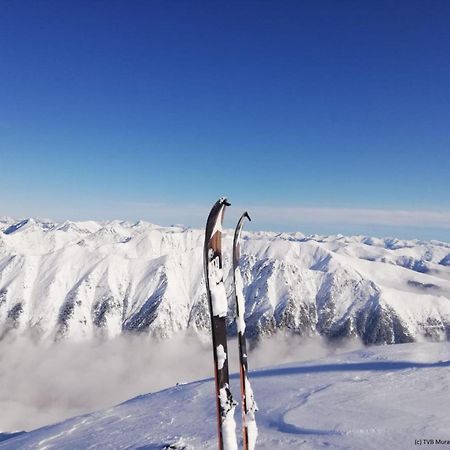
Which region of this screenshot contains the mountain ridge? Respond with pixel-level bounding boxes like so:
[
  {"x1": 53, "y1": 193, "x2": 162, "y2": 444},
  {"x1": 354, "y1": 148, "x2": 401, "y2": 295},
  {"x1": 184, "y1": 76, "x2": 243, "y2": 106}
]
[{"x1": 1, "y1": 218, "x2": 449, "y2": 344}]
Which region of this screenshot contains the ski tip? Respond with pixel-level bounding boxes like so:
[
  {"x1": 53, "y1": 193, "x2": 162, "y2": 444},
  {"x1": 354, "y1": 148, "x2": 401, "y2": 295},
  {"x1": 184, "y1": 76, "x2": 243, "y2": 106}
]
[
  {"x1": 218, "y1": 196, "x2": 231, "y2": 207},
  {"x1": 244, "y1": 211, "x2": 251, "y2": 222}
]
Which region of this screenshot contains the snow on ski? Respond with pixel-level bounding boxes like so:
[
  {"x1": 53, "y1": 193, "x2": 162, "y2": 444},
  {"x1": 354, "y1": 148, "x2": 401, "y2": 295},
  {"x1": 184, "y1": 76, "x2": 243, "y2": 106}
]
[
  {"x1": 233, "y1": 212, "x2": 258, "y2": 450},
  {"x1": 203, "y1": 197, "x2": 238, "y2": 450}
]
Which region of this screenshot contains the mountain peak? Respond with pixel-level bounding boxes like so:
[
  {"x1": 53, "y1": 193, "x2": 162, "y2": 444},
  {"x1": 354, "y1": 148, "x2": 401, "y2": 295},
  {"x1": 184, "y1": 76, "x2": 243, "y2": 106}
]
[{"x1": 0, "y1": 219, "x2": 449, "y2": 344}]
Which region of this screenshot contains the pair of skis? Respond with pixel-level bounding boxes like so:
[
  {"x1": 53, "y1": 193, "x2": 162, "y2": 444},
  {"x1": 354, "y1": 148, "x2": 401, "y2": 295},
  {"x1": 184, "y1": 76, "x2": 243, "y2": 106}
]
[{"x1": 203, "y1": 197, "x2": 258, "y2": 450}]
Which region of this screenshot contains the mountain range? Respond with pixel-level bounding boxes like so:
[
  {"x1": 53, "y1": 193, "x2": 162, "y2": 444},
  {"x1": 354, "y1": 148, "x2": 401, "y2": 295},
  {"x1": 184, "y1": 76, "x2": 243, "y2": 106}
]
[{"x1": 1, "y1": 217, "x2": 449, "y2": 344}]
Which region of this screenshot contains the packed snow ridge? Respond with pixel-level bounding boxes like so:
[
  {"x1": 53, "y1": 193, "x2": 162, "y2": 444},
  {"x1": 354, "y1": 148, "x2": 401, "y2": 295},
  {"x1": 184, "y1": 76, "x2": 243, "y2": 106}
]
[
  {"x1": 2, "y1": 341, "x2": 449, "y2": 449},
  {"x1": 1, "y1": 218, "x2": 450, "y2": 344}
]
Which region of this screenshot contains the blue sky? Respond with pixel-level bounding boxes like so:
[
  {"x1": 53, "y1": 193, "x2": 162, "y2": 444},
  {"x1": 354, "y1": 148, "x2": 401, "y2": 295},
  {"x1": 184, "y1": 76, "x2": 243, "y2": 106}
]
[{"x1": 0, "y1": 1, "x2": 449, "y2": 240}]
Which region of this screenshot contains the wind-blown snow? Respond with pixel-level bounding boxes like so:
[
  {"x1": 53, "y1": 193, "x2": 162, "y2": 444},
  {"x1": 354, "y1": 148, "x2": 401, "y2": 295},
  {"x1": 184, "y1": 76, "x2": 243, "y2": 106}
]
[
  {"x1": 2, "y1": 341, "x2": 448, "y2": 449},
  {"x1": 1, "y1": 218, "x2": 450, "y2": 343}
]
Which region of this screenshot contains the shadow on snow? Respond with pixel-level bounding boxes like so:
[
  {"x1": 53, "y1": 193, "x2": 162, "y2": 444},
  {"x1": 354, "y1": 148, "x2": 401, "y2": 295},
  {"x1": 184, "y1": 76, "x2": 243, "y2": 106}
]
[{"x1": 246, "y1": 359, "x2": 450, "y2": 379}]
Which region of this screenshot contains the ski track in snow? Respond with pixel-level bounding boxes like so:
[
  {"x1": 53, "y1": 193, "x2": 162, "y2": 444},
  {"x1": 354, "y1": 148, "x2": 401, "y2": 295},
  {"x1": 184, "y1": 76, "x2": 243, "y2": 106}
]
[
  {"x1": 2, "y1": 341, "x2": 448, "y2": 450},
  {"x1": 270, "y1": 383, "x2": 341, "y2": 437}
]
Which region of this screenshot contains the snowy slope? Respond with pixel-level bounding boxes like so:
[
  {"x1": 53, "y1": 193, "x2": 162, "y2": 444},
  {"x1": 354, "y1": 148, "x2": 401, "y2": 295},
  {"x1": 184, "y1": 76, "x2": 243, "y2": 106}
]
[
  {"x1": 1, "y1": 218, "x2": 450, "y2": 343},
  {"x1": 2, "y1": 341, "x2": 449, "y2": 449}
]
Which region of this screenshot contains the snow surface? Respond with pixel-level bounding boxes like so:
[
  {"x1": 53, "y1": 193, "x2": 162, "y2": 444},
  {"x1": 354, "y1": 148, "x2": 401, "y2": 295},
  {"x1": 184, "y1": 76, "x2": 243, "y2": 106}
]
[
  {"x1": 1, "y1": 218, "x2": 450, "y2": 343},
  {"x1": 2, "y1": 341, "x2": 449, "y2": 449}
]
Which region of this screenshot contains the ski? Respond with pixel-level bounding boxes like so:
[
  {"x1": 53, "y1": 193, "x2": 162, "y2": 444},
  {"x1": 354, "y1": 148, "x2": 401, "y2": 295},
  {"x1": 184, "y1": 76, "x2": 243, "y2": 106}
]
[
  {"x1": 203, "y1": 197, "x2": 238, "y2": 450},
  {"x1": 232, "y1": 212, "x2": 258, "y2": 450}
]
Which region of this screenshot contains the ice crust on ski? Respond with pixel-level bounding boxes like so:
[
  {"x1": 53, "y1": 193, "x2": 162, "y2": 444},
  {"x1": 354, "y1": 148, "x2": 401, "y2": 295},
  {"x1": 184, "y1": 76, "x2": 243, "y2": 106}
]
[
  {"x1": 208, "y1": 255, "x2": 228, "y2": 318},
  {"x1": 234, "y1": 268, "x2": 246, "y2": 334},
  {"x1": 219, "y1": 385, "x2": 238, "y2": 450},
  {"x1": 244, "y1": 376, "x2": 258, "y2": 450},
  {"x1": 217, "y1": 345, "x2": 227, "y2": 370}
]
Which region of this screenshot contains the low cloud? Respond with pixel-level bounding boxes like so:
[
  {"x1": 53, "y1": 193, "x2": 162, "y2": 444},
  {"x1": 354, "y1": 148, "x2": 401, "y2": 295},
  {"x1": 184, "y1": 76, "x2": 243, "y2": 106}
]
[
  {"x1": 248, "y1": 206, "x2": 450, "y2": 229},
  {"x1": 123, "y1": 201, "x2": 450, "y2": 231},
  {"x1": 0, "y1": 332, "x2": 363, "y2": 432},
  {"x1": 2, "y1": 198, "x2": 450, "y2": 233},
  {"x1": 0, "y1": 333, "x2": 212, "y2": 432}
]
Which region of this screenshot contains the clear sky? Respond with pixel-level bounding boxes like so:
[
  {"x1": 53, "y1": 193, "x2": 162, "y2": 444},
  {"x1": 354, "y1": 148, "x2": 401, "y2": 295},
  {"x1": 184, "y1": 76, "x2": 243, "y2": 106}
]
[{"x1": 0, "y1": 1, "x2": 449, "y2": 240}]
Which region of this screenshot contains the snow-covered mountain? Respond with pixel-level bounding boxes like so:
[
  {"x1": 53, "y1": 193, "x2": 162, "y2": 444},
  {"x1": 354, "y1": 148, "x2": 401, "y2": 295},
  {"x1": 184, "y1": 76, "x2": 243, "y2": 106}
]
[
  {"x1": 2, "y1": 341, "x2": 449, "y2": 449},
  {"x1": 1, "y1": 218, "x2": 450, "y2": 344}
]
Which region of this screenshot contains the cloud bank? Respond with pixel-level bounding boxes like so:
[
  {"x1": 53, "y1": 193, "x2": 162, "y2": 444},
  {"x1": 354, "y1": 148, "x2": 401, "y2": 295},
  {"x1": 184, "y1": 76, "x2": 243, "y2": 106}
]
[
  {"x1": 2, "y1": 197, "x2": 450, "y2": 236},
  {"x1": 0, "y1": 333, "x2": 362, "y2": 432},
  {"x1": 124, "y1": 202, "x2": 450, "y2": 231},
  {"x1": 247, "y1": 205, "x2": 450, "y2": 229}
]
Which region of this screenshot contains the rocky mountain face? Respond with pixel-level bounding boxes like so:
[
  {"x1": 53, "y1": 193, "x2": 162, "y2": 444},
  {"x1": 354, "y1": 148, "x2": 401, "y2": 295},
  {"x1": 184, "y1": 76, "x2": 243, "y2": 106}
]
[{"x1": 1, "y1": 218, "x2": 449, "y2": 344}]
